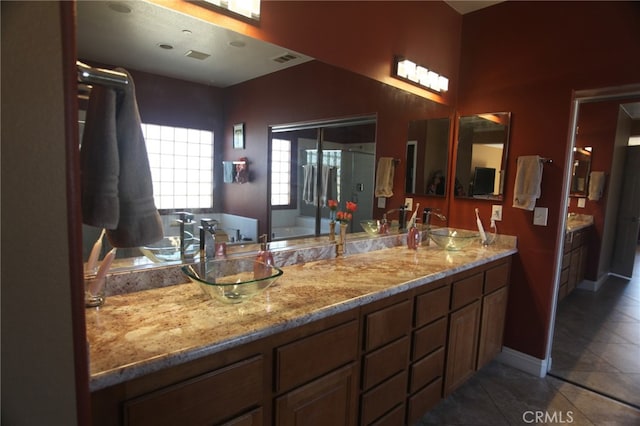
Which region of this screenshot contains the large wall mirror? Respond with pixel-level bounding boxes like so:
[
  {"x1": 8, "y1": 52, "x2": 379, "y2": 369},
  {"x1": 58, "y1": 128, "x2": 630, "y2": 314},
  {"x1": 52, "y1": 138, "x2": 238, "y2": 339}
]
[
  {"x1": 454, "y1": 112, "x2": 511, "y2": 200},
  {"x1": 570, "y1": 146, "x2": 592, "y2": 197},
  {"x1": 405, "y1": 118, "x2": 450, "y2": 196},
  {"x1": 76, "y1": 1, "x2": 451, "y2": 270}
]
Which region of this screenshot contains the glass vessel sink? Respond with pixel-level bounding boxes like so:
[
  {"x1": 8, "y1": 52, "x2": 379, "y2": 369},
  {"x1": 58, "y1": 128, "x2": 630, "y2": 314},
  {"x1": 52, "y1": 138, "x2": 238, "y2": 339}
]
[
  {"x1": 140, "y1": 232, "x2": 199, "y2": 262},
  {"x1": 428, "y1": 228, "x2": 479, "y2": 251},
  {"x1": 182, "y1": 258, "x2": 283, "y2": 304},
  {"x1": 360, "y1": 220, "x2": 382, "y2": 236}
]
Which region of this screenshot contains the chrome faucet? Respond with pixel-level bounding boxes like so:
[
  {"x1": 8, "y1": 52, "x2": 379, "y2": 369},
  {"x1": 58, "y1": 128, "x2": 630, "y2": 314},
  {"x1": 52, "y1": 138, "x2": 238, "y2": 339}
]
[
  {"x1": 422, "y1": 208, "x2": 447, "y2": 245},
  {"x1": 199, "y1": 218, "x2": 218, "y2": 261},
  {"x1": 176, "y1": 212, "x2": 195, "y2": 260},
  {"x1": 386, "y1": 205, "x2": 408, "y2": 231}
]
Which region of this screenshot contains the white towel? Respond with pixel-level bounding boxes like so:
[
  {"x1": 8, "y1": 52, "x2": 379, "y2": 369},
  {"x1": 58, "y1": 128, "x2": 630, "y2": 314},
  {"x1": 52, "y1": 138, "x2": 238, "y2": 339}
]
[
  {"x1": 320, "y1": 165, "x2": 334, "y2": 207},
  {"x1": 588, "y1": 171, "x2": 606, "y2": 201},
  {"x1": 513, "y1": 155, "x2": 543, "y2": 211},
  {"x1": 375, "y1": 157, "x2": 395, "y2": 197},
  {"x1": 302, "y1": 164, "x2": 315, "y2": 205}
]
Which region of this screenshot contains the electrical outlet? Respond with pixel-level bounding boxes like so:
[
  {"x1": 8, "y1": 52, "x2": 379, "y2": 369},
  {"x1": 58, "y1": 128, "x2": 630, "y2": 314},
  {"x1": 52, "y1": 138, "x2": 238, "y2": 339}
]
[
  {"x1": 377, "y1": 197, "x2": 386, "y2": 209},
  {"x1": 533, "y1": 207, "x2": 548, "y2": 226},
  {"x1": 577, "y1": 198, "x2": 586, "y2": 208},
  {"x1": 491, "y1": 205, "x2": 503, "y2": 221},
  {"x1": 404, "y1": 197, "x2": 413, "y2": 211}
]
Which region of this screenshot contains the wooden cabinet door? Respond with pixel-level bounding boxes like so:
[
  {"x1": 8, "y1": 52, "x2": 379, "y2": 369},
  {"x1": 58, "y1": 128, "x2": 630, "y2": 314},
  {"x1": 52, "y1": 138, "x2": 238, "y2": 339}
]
[
  {"x1": 444, "y1": 301, "x2": 480, "y2": 396},
  {"x1": 275, "y1": 363, "x2": 357, "y2": 426},
  {"x1": 477, "y1": 287, "x2": 508, "y2": 369}
]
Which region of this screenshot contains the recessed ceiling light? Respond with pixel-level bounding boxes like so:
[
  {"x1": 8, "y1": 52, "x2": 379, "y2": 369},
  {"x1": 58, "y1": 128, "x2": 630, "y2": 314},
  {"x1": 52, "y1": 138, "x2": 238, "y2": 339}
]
[
  {"x1": 107, "y1": 2, "x2": 132, "y2": 14},
  {"x1": 229, "y1": 40, "x2": 246, "y2": 48},
  {"x1": 182, "y1": 29, "x2": 192, "y2": 35},
  {"x1": 158, "y1": 43, "x2": 174, "y2": 50}
]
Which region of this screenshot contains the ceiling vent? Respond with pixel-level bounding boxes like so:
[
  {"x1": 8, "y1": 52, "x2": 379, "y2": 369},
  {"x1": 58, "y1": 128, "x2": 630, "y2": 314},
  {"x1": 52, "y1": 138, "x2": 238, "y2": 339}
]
[
  {"x1": 185, "y1": 50, "x2": 211, "y2": 60},
  {"x1": 272, "y1": 53, "x2": 298, "y2": 64}
]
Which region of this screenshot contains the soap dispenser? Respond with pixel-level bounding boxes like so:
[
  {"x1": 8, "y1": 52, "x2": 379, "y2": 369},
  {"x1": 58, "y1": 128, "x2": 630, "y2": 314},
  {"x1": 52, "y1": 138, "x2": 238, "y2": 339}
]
[
  {"x1": 379, "y1": 214, "x2": 390, "y2": 235},
  {"x1": 407, "y1": 219, "x2": 421, "y2": 250},
  {"x1": 254, "y1": 234, "x2": 274, "y2": 279}
]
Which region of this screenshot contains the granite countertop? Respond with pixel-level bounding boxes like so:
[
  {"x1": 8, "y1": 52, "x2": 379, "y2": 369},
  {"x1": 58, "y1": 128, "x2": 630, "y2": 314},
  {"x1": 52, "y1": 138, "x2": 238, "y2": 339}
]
[
  {"x1": 566, "y1": 214, "x2": 594, "y2": 232},
  {"x1": 86, "y1": 236, "x2": 517, "y2": 391}
]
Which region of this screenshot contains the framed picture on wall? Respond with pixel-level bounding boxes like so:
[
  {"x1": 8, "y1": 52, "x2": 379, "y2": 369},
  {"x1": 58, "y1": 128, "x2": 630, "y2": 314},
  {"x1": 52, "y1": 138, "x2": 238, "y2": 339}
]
[{"x1": 233, "y1": 123, "x2": 245, "y2": 149}]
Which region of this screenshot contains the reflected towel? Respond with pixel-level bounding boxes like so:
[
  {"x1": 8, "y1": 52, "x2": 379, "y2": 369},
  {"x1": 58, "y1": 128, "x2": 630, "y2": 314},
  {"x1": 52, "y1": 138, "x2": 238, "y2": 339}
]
[
  {"x1": 320, "y1": 165, "x2": 334, "y2": 207},
  {"x1": 513, "y1": 155, "x2": 543, "y2": 210},
  {"x1": 80, "y1": 68, "x2": 163, "y2": 247},
  {"x1": 223, "y1": 161, "x2": 234, "y2": 183},
  {"x1": 588, "y1": 171, "x2": 606, "y2": 201},
  {"x1": 375, "y1": 157, "x2": 395, "y2": 197},
  {"x1": 302, "y1": 164, "x2": 315, "y2": 204}
]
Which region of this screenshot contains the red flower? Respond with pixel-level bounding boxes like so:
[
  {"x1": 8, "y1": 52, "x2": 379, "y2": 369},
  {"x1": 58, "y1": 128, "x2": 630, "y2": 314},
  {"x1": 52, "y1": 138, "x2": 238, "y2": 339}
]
[{"x1": 328, "y1": 199, "x2": 338, "y2": 210}]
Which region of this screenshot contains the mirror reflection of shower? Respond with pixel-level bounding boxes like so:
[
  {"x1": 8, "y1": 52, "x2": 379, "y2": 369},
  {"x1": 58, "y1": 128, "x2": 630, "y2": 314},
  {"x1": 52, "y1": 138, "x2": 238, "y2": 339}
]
[{"x1": 269, "y1": 117, "x2": 376, "y2": 241}]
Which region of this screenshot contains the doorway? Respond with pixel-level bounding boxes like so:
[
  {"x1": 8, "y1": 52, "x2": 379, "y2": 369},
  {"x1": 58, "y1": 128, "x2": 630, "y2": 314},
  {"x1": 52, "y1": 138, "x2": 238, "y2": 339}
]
[
  {"x1": 268, "y1": 116, "x2": 376, "y2": 241},
  {"x1": 548, "y1": 86, "x2": 640, "y2": 408}
]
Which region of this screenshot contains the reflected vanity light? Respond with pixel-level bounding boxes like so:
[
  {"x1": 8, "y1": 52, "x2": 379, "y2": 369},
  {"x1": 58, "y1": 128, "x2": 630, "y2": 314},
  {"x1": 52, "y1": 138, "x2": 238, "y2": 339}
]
[
  {"x1": 394, "y1": 58, "x2": 449, "y2": 93},
  {"x1": 199, "y1": 0, "x2": 261, "y2": 20}
]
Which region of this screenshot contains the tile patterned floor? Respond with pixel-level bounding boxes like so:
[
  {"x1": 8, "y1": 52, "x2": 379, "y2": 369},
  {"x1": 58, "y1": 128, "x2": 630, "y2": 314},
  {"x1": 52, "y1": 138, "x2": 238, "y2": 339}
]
[
  {"x1": 418, "y1": 247, "x2": 640, "y2": 425},
  {"x1": 550, "y1": 247, "x2": 640, "y2": 408}
]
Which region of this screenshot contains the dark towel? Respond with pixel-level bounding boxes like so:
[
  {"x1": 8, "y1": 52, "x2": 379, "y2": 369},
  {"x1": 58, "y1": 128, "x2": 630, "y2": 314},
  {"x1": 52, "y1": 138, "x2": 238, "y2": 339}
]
[{"x1": 80, "y1": 68, "x2": 163, "y2": 247}]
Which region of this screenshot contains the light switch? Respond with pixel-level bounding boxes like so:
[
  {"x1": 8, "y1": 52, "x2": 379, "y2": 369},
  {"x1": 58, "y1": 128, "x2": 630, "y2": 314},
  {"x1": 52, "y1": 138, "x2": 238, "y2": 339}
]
[
  {"x1": 533, "y1": 207, "x2": 548, "y2": 226},
  {"x1": 377, "y1": 197, "x2": 386, "y2": 209},
  {"x1": 577, "y1": 198, "x2": 586, "y2": 208}
]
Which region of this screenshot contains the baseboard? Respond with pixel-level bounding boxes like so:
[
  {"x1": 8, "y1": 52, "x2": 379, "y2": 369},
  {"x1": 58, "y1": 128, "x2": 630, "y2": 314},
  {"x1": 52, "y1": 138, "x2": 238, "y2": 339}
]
[
  {"x1": 577, "y1": 274, "x2": 609, "y2": 292},
  {"x1": 496, "y1": 346, "x2": 548, "y2": 378}
]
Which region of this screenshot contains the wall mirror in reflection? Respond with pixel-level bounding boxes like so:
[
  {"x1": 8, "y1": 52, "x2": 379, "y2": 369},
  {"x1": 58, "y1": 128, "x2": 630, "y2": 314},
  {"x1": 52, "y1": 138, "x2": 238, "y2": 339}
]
[
  {"x1": 405, "y1": 118, "x2": 450, "y2": 196},
  {"x1": 454, "y1": 112, "x2": 511, "y2": 200},
  {"x1": 570, "y1": 146, "x2": 592, "y2": 197}
]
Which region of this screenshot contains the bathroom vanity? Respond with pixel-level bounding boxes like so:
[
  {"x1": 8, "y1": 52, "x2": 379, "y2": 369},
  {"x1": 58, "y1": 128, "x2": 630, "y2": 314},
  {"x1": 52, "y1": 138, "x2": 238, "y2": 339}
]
[
  {"x1": 87, "y1": 237, "x2": 516, "y2": 425},
  {"x1": 559, "y1": 216, "x2": 593, "y2": 300}
]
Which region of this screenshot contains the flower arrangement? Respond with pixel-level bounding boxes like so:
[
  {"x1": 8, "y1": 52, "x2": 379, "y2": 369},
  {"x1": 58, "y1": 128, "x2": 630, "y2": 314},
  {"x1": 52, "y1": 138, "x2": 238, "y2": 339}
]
[{"x1": 328, "y1": 200, "x2": 357, "y2": 224}]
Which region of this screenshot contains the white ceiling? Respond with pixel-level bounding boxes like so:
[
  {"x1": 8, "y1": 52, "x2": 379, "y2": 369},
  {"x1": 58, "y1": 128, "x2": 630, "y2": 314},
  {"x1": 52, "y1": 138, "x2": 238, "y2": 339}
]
[
  {"x1": 76, "y1": 1, "x2": 313, "y2": 87},
  {"x1": 444, "y1": 1, "x2": 505, "y2": 14},
  {"x1": 77, "y1": 1, "x2": 506, "y2": 88}
]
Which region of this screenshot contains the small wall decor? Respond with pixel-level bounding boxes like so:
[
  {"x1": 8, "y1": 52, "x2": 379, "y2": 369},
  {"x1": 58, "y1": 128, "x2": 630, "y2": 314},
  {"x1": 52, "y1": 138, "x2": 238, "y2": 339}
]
[{"x1": 233, "y1": 123, "x2": 245, "y2": 149}]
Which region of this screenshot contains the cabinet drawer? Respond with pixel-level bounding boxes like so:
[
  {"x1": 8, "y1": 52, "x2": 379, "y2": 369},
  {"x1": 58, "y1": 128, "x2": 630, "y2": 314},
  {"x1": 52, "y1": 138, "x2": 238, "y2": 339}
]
[
  {"x1": 560, "y1": 267, "x2": 569, "y2": 285},
  {"x1": 412, "y1": 317, "x2": 447, "y2": 360},
  {"x1": 364, "y1": 300, "x2": 412, "y2": 351},
  {"x1": 451, "y1": 272, "x2": 483, "y2": 310},
  {"x1": 362, "y1": 336, "x2": 409, "y2": 390},
  {"x1": 572, "y1": 230, "x2": 583, "y2": 249},
  {"x1": 124, "y1": 355, "x2": 263, "y2": 426},
  {"x1": 276, "y1": 320, "x2": 358, "y2": 392},
  {"x1": 360, "y1": 371, "x2": 407, "y2": 426},
  {"x1": 406, "y1": 377, "x2": 442, "y2": 425},
  {"x1": 221, "y1": 407, "x2": 262, "y2": 426},
  {"x1": 369, "y1": 403, "x2": 405, "y2": 426},
  {"x1": 414, "y1": 285, "x2": 450, "y2": 327},
  {"x1": 484, "y1": 261, "x2": 509, "y2": 293},
  {"x1": 562, "y1": 252, "x2": 571, "y2": 269},
  {"x1": 276, "y1": 363, "x2": 357, "y2": 426},
  {"x1": 409, "y1": 347, "x2": 445, "y2": 394}
]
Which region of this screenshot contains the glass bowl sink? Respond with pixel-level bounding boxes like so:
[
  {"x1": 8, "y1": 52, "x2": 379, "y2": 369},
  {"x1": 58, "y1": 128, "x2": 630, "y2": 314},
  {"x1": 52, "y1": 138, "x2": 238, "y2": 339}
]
[
  {"x1": 360, "y1": 220, "x2": 382, "y2": 236},
  {"x1": 140, "y1": 232, "x2": 199, "y2": 262},
  {"x1": 182, "y1": 258, "x2": 283, "y2": 304},
  {"x1": 428, "y1": 228, "x2": 479, "y2": 251}
]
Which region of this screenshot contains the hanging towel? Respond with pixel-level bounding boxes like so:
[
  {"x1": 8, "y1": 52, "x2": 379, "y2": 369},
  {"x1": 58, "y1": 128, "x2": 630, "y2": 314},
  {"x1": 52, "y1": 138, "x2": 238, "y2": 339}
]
[
  {"x1": 80, "y1": 68, "x2": 163, "y2": 248},
  {"x1": 375, "y1": 157, "x2": 395, "y2": 197},
  {"x1": 513, "y1": 155, "x2": 543, "y2": 211},
  {"x1": 588, "y1": 171, "x2": 606, "y2": 201},
  {"x1": 222, "y1": 161, "x2": 235, "y2": 183},
  {"x1": 320, "y1": 165, "x2": 333, "y2": 207},
  {"x1": 302, "y1": 164, "x2": 315, "y2": 205}
]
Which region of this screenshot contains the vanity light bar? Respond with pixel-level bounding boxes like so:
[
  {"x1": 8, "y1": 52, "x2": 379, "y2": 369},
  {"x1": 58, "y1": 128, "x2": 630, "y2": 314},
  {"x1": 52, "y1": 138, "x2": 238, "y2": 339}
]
[
  {"x1": 199, "y1": 0, "x2": 260, "y2": 20},
  {"x1": 394, "y1": 58, "x2": 449, "y2": 93}
]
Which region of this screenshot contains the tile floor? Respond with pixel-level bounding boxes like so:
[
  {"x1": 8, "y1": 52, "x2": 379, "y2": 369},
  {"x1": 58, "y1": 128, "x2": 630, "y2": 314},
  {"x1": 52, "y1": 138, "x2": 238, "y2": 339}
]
[
  {"x1": 550, "y1": 247, "x2": 640, "y2": 408},
  {"x1": 418, "y1": 247, "x2": 640, "y2": 425}
]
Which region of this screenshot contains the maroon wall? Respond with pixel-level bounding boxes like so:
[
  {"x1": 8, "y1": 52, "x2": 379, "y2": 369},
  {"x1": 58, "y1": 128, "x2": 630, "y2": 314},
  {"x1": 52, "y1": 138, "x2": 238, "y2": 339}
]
[
  {"x1": 223, "y1": 60, "x2": 452, "y2": 235},
  {"x1": 454, "y1": 1, "x2": 640, "y2": 359}
]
